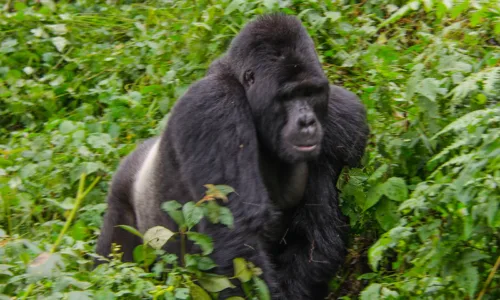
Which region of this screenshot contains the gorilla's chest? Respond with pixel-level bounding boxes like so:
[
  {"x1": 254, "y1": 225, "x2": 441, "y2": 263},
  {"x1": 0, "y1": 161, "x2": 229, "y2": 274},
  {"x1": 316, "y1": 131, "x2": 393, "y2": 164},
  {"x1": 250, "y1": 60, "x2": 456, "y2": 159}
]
[{"x1": 259, "y1": 157, "x2": 309, "y2": 210}]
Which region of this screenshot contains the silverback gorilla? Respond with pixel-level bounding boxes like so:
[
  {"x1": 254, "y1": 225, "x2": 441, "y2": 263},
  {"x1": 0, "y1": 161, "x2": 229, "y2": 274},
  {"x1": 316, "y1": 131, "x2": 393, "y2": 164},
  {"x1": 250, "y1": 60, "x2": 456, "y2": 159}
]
[{"x1": 96, "y1": 14, "x2": 369, "y2": 299}]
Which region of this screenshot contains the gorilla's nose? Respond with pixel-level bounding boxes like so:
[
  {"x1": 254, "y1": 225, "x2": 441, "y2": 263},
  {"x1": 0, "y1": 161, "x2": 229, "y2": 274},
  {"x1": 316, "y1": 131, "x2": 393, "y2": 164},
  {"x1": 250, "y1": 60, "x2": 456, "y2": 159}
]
[{"x1": 298, "y1": 113, "x2": 317, "y2": 134}]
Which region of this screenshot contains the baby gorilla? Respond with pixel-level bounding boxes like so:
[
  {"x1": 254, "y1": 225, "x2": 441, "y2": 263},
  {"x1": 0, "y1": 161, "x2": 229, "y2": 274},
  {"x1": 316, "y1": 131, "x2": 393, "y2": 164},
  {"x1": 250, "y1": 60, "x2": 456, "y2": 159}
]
[{"x1": 96, "y1": 14, "x2": 369, "y2": 299}]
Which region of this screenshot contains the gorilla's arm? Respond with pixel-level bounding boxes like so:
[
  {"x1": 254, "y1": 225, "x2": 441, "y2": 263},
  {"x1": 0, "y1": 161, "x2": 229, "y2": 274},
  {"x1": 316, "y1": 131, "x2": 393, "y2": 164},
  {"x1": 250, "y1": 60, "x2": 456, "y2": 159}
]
[
  {"x1": 276, "y1": 85, "x2": 369, "y2": 299},
  {"x1": 165, "y1": 75, "x2": 279, "y2": 296}
]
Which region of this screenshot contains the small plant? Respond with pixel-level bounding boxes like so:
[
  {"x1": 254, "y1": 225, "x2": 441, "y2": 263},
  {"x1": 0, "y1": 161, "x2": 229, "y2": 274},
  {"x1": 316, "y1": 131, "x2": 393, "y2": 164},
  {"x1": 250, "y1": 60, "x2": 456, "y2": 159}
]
[{"x1": 100, "y1": 184, "x2": 270, "y2": 300}]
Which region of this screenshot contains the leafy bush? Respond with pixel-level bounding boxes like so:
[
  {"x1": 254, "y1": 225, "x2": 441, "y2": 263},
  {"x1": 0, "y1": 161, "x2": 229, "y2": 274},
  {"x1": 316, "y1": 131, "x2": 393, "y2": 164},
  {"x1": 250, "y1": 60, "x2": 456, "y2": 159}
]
[{"x1": 1, "y1": 0, "x2": 499, "y2": 299}]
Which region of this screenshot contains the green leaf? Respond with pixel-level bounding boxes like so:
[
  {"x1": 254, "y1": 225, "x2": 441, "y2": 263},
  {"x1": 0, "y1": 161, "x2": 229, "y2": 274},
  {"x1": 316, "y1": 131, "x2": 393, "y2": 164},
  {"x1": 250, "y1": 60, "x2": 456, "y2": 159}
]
[
  {"x1": 360, "y1": 283, "x2": 381, "y2": 300},
  {"x1": 224, "y1": 0, "x2": 246, "y2": 14},
  {"x1": 368, "y1": 227, "x2": 412, "y2": 270},
  {"x1": 325, "y1": 11, "x2": 341, "y2": 22},
  {"x1": 143, "y1": 226, "x2": 175, "y2": 250},
  {"x1": 198, "y1": 257, "x2": 217, "y2": 271},
  {"x1": 94, "y1": 290, "x2": 115, "y2": 300},
  {"x1": 203, "y1": 184, "x2": 235, "y2": 202},
  {"x1": 189, "y1": 284, "x2": 211, "y2": 300},
  {"x1": 382, "y1": 177, "x2": 408, "y2": 202},
  {"x1": 456, "y1": 265, "x2": 479, "y2": 298},
  {"x1": 183, "y1": 202, "x2": 204, "y2": 229},
  {"x1": 233, "y1": 258, "x2": 252, "y2": 283},
  {"x1": 375, "y1": 198, "x2": 400, "y2": 231},
  {"x1": 417, "y1": 78, "x2": 446, "y2": 102},
  {"x1": 204, "y1": 201, "x2": 220, "y2": 224},
  {"x1": 187, "y1": 232, "x2": 213, "y2": 255},
  {"x1": 68, "y1": 291, "x2": 92, "y2": 300},
  {"x1": 460, "y1": 250, "x2": 489, "y2": 265},
  {"x1": 175, "y1": 288, "x2": 190, "y2": 299},
  {"x1": 369, "y1": 164, "x2": 388, "y2": 183},
  {"x1": 162, "y1": 201, "x2": 185, "y2": 227},
  {"x1": 198, "y1": 274, "x2": 235, "y2": 292},
  {"x1": 132, "y1": 245, "x2": 156, "y2": 266},
  {"x1": 116, "y1": 225, "x2": 143, "y2": 239},
  {"x1": 219, "y1": 207, "x2": 234, "y2": 229},
  {"x1": 253, "y1": 276, "x2": 271, "y2": 300},
  {"x1": 27, "y1": 252, "x2": 64, "y2": 279},
  {"x1": 363, "y1": 184, "x2": 384, "y2": 211},
  {"x1": 59, "y1": 120, "x2": 76, "y2": 134},
  {"x1": 162, "y1": 200, "x2": 182, "y2": 212}
]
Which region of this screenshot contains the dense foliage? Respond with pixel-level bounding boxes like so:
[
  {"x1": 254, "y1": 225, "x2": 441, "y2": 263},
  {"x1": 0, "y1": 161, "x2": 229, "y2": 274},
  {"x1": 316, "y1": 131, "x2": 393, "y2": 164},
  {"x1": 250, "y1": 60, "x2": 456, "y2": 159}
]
[{"x1": 1, "y1": 0, "x2": 499, "y2": 299}]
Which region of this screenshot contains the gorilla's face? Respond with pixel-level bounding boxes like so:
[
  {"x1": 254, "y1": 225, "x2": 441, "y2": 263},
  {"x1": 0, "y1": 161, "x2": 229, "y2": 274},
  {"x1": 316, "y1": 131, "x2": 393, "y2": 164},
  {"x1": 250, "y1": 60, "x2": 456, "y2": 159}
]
[
  {"x1": 231, "y1": 18, "x2": 330, "y2": 163},
  {"x1": 244, "y1": 67, "x2": 329, "y2": 163},
  {"x1": 279, "y1": 81, "x2": 329, "y2": 162}
]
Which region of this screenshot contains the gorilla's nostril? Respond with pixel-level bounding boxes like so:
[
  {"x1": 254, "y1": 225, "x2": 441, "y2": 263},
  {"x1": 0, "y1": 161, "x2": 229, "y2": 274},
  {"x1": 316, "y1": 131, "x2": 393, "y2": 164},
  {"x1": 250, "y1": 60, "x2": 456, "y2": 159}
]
[{"x1": 298, "y1": 115, "x2": 316, "y2": 128}]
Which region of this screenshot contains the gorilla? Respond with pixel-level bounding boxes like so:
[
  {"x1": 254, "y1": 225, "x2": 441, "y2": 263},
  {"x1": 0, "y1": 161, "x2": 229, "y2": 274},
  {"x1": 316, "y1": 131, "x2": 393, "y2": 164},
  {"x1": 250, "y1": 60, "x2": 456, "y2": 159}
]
[{"x1": 96, "y1": 14, "x2": 369, "y2": 299}]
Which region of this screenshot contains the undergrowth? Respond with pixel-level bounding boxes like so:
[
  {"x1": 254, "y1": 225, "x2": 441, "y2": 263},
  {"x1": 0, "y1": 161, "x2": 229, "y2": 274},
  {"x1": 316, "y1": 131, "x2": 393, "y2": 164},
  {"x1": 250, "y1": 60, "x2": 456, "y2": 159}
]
[{"x1": 1, "y1": 0, "x2": 499, "y2": 299}]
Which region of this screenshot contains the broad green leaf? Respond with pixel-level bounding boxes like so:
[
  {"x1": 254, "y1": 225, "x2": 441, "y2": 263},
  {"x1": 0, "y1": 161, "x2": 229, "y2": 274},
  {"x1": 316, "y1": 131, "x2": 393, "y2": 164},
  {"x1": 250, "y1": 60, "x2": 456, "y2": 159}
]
[
  {"x1": 132, "y1": 245, "x2": 156, "y2": 266},
  {"x1": 198, "y1": 257, "x2": 217, "y2": 271},
  {"x1": 417, "y1": 78, "x2": 446, "y2": 101},
  {"x1": 368, "y1": 227, "x2": 412, "y2": 270},
  {"x1": 143, "y1": 226, "x2": 175, "y2": 250},
  {"x1": 59, "y1": 120, "x2": 76, "y2": 134},
  {"x1": 381, "y1": 287, "x2": 399, "y2": 298},
  {"x1": 175, "y1": 288, "x2": 190, "y2": 299},
  {"x1": 198, "y1": 274, "x2": 235, "y2": 292},
  {"x1": 233, "y1": 258, "x2": 252, "y2": 283},
  {"x1": 204, "y1": 201, "x2": 220, "y2": 223},
  {"x1": 368, "y1": 164, "x2": 388, "y2": 183},
  {"x1": 183, "y1": 202, "x2": 204, "y2": 229},
  {"x1": 189, "y1": 284, "x2": 211, "y2": 300},
  {"x1": 224, "y1": 0, "x2": 245, "y2": 14},
  {"x1": 460, "y1": 250, "x2": 489, "y2": 264},
  {"x1": 363, "y1": 184, "x2": 384, "y2": 211},
  {"x1": 375, "y1": 198, "x2": 400, "y2": 231},
  {"x1": 68, "y1": 291, "x2": 92, "y2": 300},
  {"x1": 162, "y1": 200, "x2": 182, "y2": 212},
  {"x1": 187, "y1": 232, "x2": 213, "y2": 255},
  {"x1": 325, "y1": 11, "x2": 341, "y2": 22},
  {"x1": 116, "y1": 225, "x2": 143, "y2": 239},
  {"x1": 360, "y1": 283, "x2": 381, "y2": 300},
  {"x1": 27, "y1": 252, "x2": 64, "y2": 279},
  {"x1": 382, "y1": 177, "x2": 408, "y2": 202},
  {"x1": 185, "y1": 254, "x2": 198, "y2": 268},
  {"x1": 253, "y1": 276, "x2": 271, "y2": 300},
  {"x1": 94, "y1": 290, "x2": 115, "y2": 300},
  {"x1": 219, "y1": 207, "x2": 234, "y2": 228},
  {"x1": 456, "y1": 265, "x2": 479, "y2": 298},
  {"x1": 52, "y1": 36, "x2": 69, "y2": 52},
  {"x1": 162, "y1": 201, "x2": 185, "y2": 227}
]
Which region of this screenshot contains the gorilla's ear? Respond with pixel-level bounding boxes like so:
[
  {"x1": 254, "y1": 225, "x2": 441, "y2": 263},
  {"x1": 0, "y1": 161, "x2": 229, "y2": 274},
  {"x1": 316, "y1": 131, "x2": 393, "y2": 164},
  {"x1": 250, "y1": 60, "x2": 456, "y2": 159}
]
[
  {"x1": 243, "y1": 70, "x2": 254, "y2": 86},
  {"x1": 325, "y1": 85, "x2": 370, "y2": 168}
]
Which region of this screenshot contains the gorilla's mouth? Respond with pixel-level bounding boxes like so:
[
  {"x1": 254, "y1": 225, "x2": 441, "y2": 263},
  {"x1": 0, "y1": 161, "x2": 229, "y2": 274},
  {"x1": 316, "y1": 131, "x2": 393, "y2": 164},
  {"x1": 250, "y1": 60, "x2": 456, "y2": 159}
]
[{"x1": 293, "y1": 144, "x2": 318, "y2": 152}]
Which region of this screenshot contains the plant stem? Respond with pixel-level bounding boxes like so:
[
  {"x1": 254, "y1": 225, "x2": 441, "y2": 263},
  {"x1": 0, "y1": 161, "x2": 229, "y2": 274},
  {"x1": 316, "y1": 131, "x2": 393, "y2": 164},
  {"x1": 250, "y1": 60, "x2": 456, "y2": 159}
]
[
  {"x1": 1, "y1": 194, "x2": 12, "y2": 235},
  {"x1": 180, "y1": 228, "x2": 186, "y2": 267},
  {"x1": 476, "y1": 255, "x2": 500, "y2": 300},
  {"x1": 50, "y1": 174, "x2": 101, "y2": 253},
  {"x1": 21, "y1": 283, "x2": 34, "y2": 300}
]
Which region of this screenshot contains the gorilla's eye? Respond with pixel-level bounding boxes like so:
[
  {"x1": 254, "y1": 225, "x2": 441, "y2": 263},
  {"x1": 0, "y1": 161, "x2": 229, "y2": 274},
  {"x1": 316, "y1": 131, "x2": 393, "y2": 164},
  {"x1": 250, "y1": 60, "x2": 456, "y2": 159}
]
[{"x1": 244, "y1": 70, "x2": 254, "y2": 85}]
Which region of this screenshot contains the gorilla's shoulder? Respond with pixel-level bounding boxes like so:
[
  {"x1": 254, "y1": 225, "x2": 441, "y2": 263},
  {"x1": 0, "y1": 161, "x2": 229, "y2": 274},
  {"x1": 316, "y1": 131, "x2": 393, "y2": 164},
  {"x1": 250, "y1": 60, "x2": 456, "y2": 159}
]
[
  {"x1": 329, "y1": 85, "x2": 366, "y2": 118},
  {"x1": 325, "y1": 85, "x2": 369, "y2": 167},
  {"x1": 169, "y1": 70, "x2": 247, "y2": 127}
]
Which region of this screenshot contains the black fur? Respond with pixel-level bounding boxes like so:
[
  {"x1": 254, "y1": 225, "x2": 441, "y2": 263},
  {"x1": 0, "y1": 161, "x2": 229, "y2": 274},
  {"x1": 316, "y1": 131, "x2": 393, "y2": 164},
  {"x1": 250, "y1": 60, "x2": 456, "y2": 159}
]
[{"x1": 96, "y1": 14, "x2": 369, "y2": 299}]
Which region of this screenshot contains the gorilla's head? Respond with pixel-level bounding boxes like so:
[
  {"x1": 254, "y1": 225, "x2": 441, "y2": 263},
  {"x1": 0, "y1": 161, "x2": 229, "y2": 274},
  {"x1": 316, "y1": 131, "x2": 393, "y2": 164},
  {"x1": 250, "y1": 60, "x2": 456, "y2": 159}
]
[{"x1": 228, "y1": 14, "x2": 329, "y2": 163}]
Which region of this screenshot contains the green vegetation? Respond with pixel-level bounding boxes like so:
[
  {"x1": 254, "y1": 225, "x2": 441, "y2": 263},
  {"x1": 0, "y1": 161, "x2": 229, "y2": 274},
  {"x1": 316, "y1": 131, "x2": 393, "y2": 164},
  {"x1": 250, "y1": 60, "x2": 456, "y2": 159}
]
[{"x1": 1, "y1": 0, "x2": 499, "y2": 299}]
